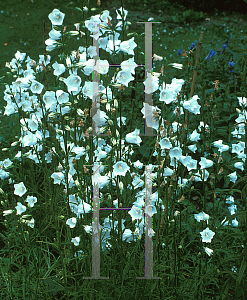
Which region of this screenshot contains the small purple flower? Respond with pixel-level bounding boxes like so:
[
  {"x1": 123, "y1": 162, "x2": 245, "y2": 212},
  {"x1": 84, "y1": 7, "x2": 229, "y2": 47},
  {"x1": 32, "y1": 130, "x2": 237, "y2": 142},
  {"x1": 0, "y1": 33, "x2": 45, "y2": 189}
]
[
  {"x1": 229, "y1": 61, "x2": 235, "y2": 73},
  {"x1": 177, "y1": 49, "x2": 183, "y2": 55},
  {"x1": 221, "y1": 41, "x2": 230, "y2": 54},
  {"x1": 189, "y1": 42, "x2": 196, "y2": 50},
  {"x1": 222, "y1": 41, "x2": 228, "y2": 49},
  {"x1": 205, "y1": 49, "x2": 217, "y2": 61}
]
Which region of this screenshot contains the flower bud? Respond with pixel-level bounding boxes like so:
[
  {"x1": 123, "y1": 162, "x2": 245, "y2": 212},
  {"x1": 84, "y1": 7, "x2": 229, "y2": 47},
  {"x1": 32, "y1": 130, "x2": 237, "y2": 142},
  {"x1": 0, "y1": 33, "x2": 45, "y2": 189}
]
[
  {"x1": 114, "y1": 99, "x2": 118, "y2": 108},
  {"x1": 106, "y1": 103, "x2": 111, "y2": 111},
  {"x1": 64, "y1": 125, "x2": 71, "y2": 131},
  {"x1": 11, "y1": 141, "x2": 19, "y2": 147},
  {"x1": 118, "y1": 181, "x2": 123, "y2": 194},
  {"x1": 77, "y1": 108, "x2": 84, "y2": 116}
]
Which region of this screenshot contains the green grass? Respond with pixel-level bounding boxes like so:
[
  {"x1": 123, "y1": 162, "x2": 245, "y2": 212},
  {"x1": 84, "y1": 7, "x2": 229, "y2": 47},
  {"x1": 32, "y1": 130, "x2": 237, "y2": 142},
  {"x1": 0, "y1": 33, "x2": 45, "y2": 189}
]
[{"x1": 0, "y1": 1, "x2": 247, "y2": 299}]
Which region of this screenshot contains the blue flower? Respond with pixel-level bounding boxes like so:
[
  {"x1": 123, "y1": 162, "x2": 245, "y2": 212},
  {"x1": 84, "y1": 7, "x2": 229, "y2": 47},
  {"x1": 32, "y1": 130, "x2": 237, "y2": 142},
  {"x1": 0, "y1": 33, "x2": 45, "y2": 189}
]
[
  {"x1": 200, "y1": 227, "x2": 215, "y2": 243},
  {"x1": 189, "y1": 42, "x2": 196, "y2": 50},
  {"x1": 48, "y1": 9, "x2": 65, "y2": 26},
  {"x1": 205, "y1": 49, "x2": 217, "y2": 61},
  {"x1": 221, "y1": 41, "x2": 230, "y2": 54},
  {"x1": 177, "y1": 49, "x2": 183, "y2": 55},
  {"x1": 222, "y1": 41, "x2": 228, "y2": 49},
  {"x1": 228, "y1": 61, "x2": 235, "y2": 73},
  {"x1": 112, "y1": 161, "x2": 130, "y2": 176}
]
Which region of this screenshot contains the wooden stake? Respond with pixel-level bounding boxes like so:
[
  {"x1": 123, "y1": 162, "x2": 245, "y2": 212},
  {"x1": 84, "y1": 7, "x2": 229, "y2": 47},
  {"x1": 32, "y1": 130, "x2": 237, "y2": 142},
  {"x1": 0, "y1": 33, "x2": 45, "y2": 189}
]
[{"x1": 190, "y1": 31, "x2": 203, "y2": 98}]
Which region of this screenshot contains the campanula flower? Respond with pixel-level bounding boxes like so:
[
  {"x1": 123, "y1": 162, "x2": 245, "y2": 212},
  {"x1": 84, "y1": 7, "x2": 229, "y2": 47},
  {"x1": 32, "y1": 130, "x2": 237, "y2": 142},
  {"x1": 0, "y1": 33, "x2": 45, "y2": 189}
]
[
  {"x1": 159, "y1": 138, "x2": 172, "y2": 149},
  {"x1": 205, "y1": 49, "x2": 217, "y2": 60},
  {"x1": 112, "y1": 161, "x2": 130, "y2": 176},
  {"x1": 221, "y1": 41, "x2": 228, "y2": 54},
  {"x1": 177, "y1": 49, "x2": 183, "y2": 55},
  {"x1": 25, "y1": 196, "x2": 37, "y2": 208},
  {"x1": 169, "y1": 147, "x2": 182, "y2": 160},
  {"x1": 222, "y1": 41, "x2": 228, "y2": 49},
  {"x1": 22, "y1": 133, "x2": 37, "y2": 147},
  {"x1": 49, "y1": 29, "x2": 62, "y2": 40},
  {"x1": 116, "y1": 70, "x2": 134, "y2": 87},
  {"x1": 188, "y1": 144, "x2": 197, "y2": 153},
  {"x1": 189, "y1": 42, "x2": 196, "y2": 50},
  {"x1": 125, "y1": 129, "x2": 142, "y2": 146},
  {"x1": 213, "y1": 140, "x2": 229, "y2": 153},
  {"x1": 162, "y1": 167, "x2": 173, "y2": 177},
  {"x1": 71, "y1": 237, "x2": 80, "y2": 246},
  {"x1": 15, "y1": 51, "x2": 26, "y2": 62},
  {"x1": 200, "y1": 227, "x2": 215, "y2": 243},
  {"x1": 48, "y1": 9, "x2": 65, "y2": 26},
  {"x1": 228, "y1": 204, "x2": 237, "y2": 215},
  {"x1": 228, "y1": 171, "x2": 237, "y2": 183},
  {"x1": 94, "y1": 59, "x2": 110, "y2": 75},
  {"x1": 66, "y1": 217, "x2": 77, "y2": 228},
  {"x1": 64, "y1": 74, "x2": 81, "y2": 93},
  {"x1": 121, "y1": 57, "x2": 137, "y2": 75},
  {"x1": 119, "y1": 37, "x2": 137, "y2": 55},
  {"x1": 237, "y1": 97, "x2": 247, "y2": 107},
  {"x1": 27, "y1": 218, "x2": 35, "y2": 228},
  {"x1": 194, "y1": 212, "x2": 210, "y2": 222},
  {"x1": 228, "y1": 61, "x2": 235, "y2": 73},
  {"x1": 116, "y1": 7, "x2": 128, "y2": 20},
  {"x1": 144, "y1": 73, "x2": 160, "y2": 94},
  {"x1": 189, "y1": 129, "x2": 200, "y2": 142},
  {"x1": 52, "y1": 61, "x2": 66, "y2": 76},
  {"x1": 45, "y1": 38, "x2": 57, "y2": 52},
  {"x1": 128, "y1": 206, "x2": 144, "y2": 221},
  {"x1": 183, "y1": 95, "x2": 201, "y2": 115},
  {"x1": 183, "y1": 156, "x2": 198, "y2": 171},
  {"x1": 204, "y1": 247, "x2": 213, "y2": 256},
  {"x1": 234, "y1": 161, "x2": 244, "y2": 171},
  {"x1": 30, "y1": 80, "x2": 44, "y2": 94},
  {"x1": 16, "y1": 202, "x2": 27, "y2": 215},
  {"x1": 51, "y1": 172, "x2": 65, "y2": 184},
  {"x1": 199, "y1": 157, "x2": 214, "y2": 169},
  {"x1": 159, "y1": 88, "x2": 177, "y2": 104},
  {"x1": 14, "y1": 182, "x2": 27, "y2": 197}
]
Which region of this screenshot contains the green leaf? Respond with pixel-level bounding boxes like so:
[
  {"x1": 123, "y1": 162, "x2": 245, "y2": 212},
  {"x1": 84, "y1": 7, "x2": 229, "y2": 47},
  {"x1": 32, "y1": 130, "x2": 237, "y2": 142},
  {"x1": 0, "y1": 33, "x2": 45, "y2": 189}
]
[
  {"x1": 236, "y1": 257, "x2": 246, "y2": 292},
  {"x1": 139, "y1": 145, "x2": 150, "y2": 158},
  {"x1": 41, "y1": 277, "x2": 64, "y2": 297},
  {"x1": 75, "y1": 7, "x2": 83, "y2": 12}
]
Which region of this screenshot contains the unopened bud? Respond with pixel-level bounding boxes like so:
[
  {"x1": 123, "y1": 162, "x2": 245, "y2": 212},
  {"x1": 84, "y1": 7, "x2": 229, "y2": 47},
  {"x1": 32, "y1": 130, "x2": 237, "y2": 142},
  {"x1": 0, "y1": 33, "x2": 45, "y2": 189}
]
[
  {"x1": 106, "y1": 103, "x2": 111, "y2": 111},
  {"x1": 11, "y1": 141, "x2": 19, "y2": 147},
  {"x1": 118, "y1": 181, "x2": 123, "y2": 194},
  {"x1": 114, "y1": 99, "x2": 118, "y2": 108}
]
